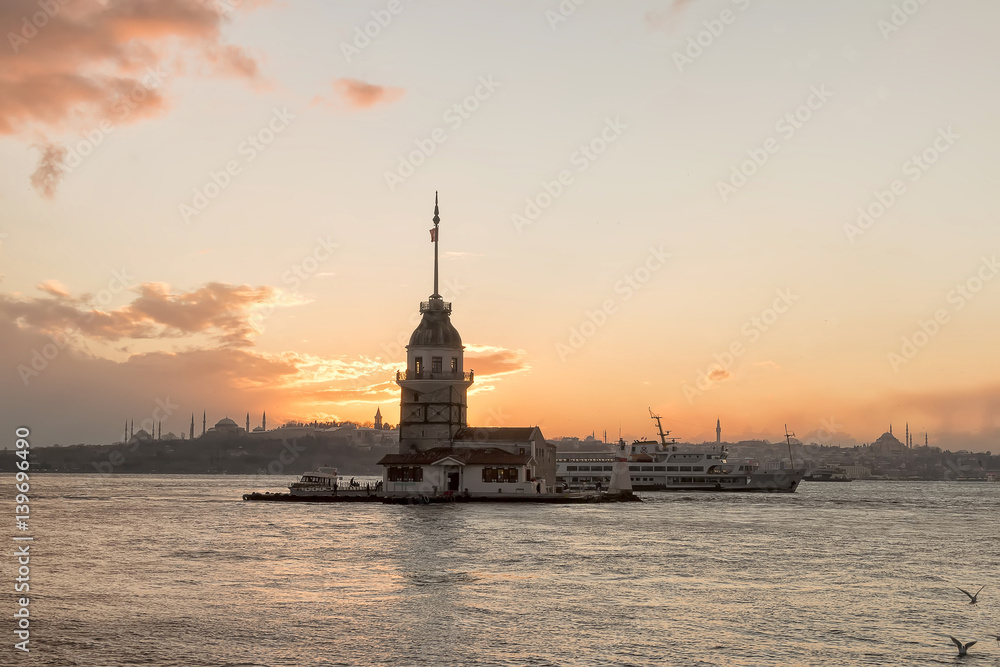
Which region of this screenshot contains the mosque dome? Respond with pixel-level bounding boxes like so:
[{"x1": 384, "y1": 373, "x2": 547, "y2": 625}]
[
  {"x1": 215, "y1": 417, "x2": 239, "y2": 428},
  {"x1": 408, "y1": 298, "x2": 463, "y2": 348}
]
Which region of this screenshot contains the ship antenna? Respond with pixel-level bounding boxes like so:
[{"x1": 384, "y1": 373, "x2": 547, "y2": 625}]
[
  {"x1": 784, "y1": 424, "x2": 796, "y2": 472},
  {"x1": 648, "y1": 408, "x2": 675, "y2": 446}
]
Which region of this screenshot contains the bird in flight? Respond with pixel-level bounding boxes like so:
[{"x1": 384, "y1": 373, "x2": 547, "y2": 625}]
[
  {"x1": 950, "y1": 636, "x2": 976, "y2": 657},
  {"x1": 957, "y1": 585, "x2": 985, "y2": 604}
]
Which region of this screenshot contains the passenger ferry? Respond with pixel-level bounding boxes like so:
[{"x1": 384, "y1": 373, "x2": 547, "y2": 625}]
[{"x1": 556, "y1": 412, "x2": 803, "y2": 493}]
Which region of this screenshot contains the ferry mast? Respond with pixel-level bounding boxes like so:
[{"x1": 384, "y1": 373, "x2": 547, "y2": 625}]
[{"x1": 647, "y1": 409, "x2": 678, "y2": 448}]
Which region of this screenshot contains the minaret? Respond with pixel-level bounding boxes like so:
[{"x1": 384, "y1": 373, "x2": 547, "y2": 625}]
[
  {"x1": 202, "y1": 411, "x2": 206, "y2": 436},
  {"x1": 190, "y1": 413, "x2": 194, "y2": 440},
  {"x1": 158, "y1": 421, "x2": 161, "y2": 440},
  {"x1": 130, "y1": 420, "x2": 133, "y2": 439},
  {"x1": 925, "y1": 432, "x2": 928, "y2": 447},
  {"x1": 246, "y1": 412, "x2": 250, "y2": 434},
  {"x1": 905, "y1": 422, "x2": 909, "y2": 447},
  {"x1": 375, "y1": 407, "x2": 383, "y2": 430},
  {"x1": 262, "y1": 411, "x2": 266, "y2": 431},
  {"x1": 124, "y1": 420, "x2": 128, "y2": 442},
  {"x1": 396, "y1": 193, "x2": 474, "y2": 453},
  {"x1": 716, "y1": 418, "x2": 721, "y2": 444}
]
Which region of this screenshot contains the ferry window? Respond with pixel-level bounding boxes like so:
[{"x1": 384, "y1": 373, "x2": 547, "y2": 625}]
[
  {"x1": 654, "y1": 466, "x2": 665, "y2": 471},
  {"x1": 431, "y1": 357, "x2": 442, "y2": 372},
  {"x1": 567, "y1": 466, "x2": 578, "y2": 471},
  {"x1": 641, "y1": 466, "x2": 653, "y2": 471},
  {"x1": 628, "y1": 466, "x2": 639, "y2": 471},
  {"x1": 414, "y1": 357, "x2": 423, "y2": 375},
  {"x1": 679, "y1": 466, "x2": 691, "y2": 472},
  {"x1": 519, "y1": 448, "x2": 526, "y2": 455},
  {"x1": 692, "y1": 467, "x2": 703, "y2": 472},
  {"x1": 667, "y1": 466, "x2": 678, "y2": 472},
  {"x1": 603, "y1": 466, "x2": 613, "y2": 471},
  {"x1": 451, "y1": 358, "x2": 458, "y2": 372}
]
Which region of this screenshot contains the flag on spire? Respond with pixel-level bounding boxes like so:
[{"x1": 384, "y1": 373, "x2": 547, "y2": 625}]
[{"x1": 430, "y1": 227, "x2": 437, "y2": 242}]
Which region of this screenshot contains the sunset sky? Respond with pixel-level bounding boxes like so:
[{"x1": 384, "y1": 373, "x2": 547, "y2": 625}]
[{"x1": 2, "y1": 0, "x2": 999, "y2": 450}]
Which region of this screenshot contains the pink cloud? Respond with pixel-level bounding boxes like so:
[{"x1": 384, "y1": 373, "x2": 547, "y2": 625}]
[
  {"x1": 0, "y1": 0, "x2": 266, "y2": 197},
  {"x1": 332, "y1": 78, "x2": 404, "y2": 109}
]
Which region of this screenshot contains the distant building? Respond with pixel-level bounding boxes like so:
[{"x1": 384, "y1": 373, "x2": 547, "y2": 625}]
[
  {"x1": 871, "y1": 426, "x2": 906, "y2": 457},
  {"x1": 378, "y1": 195, "x2": 556, "y2": 496}
]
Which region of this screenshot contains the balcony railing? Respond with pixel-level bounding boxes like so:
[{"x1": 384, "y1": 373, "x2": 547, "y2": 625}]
[
  {"x1": 420, "y1": 301, "x2": 452, "y2": 314},
  {"x1": 397, "y1": 370, "x2": 473, "y2": 382}
]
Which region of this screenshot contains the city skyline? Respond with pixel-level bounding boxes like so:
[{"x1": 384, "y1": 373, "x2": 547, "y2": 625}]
[{"x1": 2, "y1": 1, "x2": 999, "y2": 451}]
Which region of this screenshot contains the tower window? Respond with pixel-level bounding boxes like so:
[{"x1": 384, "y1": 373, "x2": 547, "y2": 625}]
[
  {"x1": 414, "y1": 357, "x2": 423, "y2": 375},
  {"x1": 451, "y1": 358, "x2": 458, "y2": 372},
  {"x1": 431, "y1": 357, "x2": 442, "y2": 373}
]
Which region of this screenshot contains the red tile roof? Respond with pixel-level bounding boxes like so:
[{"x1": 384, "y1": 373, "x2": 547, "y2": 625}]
[
  {"x1": 453, "y1": 426, "x2": 541, "y2": 442},
  {"x1": 377, "y1": 446, "x2": 531, "y2": 466}
]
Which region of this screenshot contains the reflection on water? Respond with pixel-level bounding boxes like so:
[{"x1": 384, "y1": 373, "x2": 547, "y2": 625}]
[{"x1": 20, "y1": 475, "x2": 1000, "y2": 666}]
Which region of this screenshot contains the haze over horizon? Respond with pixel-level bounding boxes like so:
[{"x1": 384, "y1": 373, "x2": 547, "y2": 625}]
[{"x1": 2, "y1": 0, "x2": 999, "y2": 451}]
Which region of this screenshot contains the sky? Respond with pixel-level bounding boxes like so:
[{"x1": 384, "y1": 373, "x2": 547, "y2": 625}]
[{"x1": 1, "y1": 0, "x2": 999, "y2": 451}]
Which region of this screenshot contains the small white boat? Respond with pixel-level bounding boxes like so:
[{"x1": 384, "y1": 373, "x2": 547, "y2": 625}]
[{"x1": 288, "y1": 467, "x2": 340, "y2": 495}]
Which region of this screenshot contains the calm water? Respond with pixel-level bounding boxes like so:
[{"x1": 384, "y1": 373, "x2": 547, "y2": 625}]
[{"x1": 15, "y1": 475, "x2": 1000, "y2": 666}]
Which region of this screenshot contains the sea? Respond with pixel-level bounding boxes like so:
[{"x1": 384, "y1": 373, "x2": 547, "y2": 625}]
[{"x1": 13, "y1": 474, "x2": 1000, "y2": 666}]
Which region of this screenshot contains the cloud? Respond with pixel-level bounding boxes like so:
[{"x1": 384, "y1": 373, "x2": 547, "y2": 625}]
[
  {"x1": 465, "y1": 344, "x2": 531, "y2": 378},
  {"x1": 0, "y1": 0, "x2": 266, "y2": 197},
  {"x1": 0, "y1": 280, "x2": 282, "y2": 347},
  {"x1": 0, "y1": 279, "x2": 528, "y2": 445},
  {"x1": 644, "y1": 0, "x2": 696, "y2": 32},
  {"x1": 29, "y1": 143, "x2": 68, "y2": 198},
  {"x1": 36, "y1": 279, "x2": 70, "y2": 298},
  {"x1": 708, "y1": 368, "x2": 730, "y2": 381},
  {"x1": 332, "y1": 78, "x2": 404, "y2": 109}
]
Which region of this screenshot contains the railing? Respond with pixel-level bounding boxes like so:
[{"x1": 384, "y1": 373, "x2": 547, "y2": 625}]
[
  {"x1": 396, "y1": 370, "x2": 473, "y2": 381},
  {"x1": 420, "y1": 301, "x2": 452, "y2": 314}
]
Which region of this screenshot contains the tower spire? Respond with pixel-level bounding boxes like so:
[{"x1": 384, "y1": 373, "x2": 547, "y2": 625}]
[{"x1": 431, "y1": 191, "x2": 440, "y2": 298}]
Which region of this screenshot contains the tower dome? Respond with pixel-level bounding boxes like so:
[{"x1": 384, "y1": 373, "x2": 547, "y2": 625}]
[{"x1": 408, "y1": 298, "x2": 463, "y2": 347}]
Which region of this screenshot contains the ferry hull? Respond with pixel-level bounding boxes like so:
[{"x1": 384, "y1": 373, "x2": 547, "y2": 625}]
[{"x1": 632, "y1": 472, "x2": 802, "y2": 493}]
